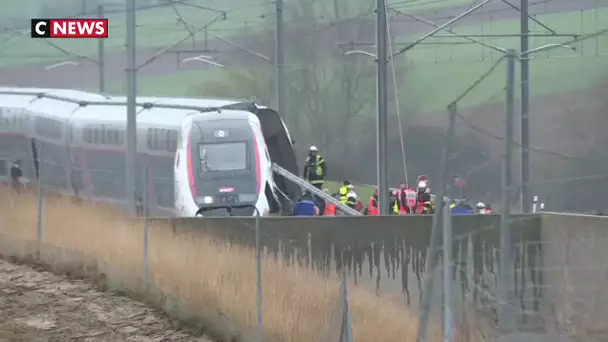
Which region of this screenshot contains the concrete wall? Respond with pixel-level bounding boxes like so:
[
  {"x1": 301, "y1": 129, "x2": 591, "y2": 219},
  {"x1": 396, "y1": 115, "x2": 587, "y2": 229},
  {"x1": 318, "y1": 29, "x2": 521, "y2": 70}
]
[
  {"x1": 537, "y1": 213, "x2": 608, "y2": 335},
  {"x1": 153, "y1": 214, "x2": 541, "y2": 313}
]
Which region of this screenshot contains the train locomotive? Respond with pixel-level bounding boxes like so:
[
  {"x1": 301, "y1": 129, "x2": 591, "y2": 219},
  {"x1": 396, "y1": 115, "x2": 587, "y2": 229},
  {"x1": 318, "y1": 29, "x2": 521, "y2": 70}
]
[{"x1": 0, "y1": 87, "x2": 299, "y2": 216}]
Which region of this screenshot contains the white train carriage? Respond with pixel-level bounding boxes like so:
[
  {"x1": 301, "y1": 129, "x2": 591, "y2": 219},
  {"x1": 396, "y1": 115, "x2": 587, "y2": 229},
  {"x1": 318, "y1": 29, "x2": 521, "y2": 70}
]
[
  {"x1": 174, "y1": 109, "x2": 281, "y2": 217},
  {"x1": 0, "y1": 87, "x2": 110, "y2": 190},
  {"x1": 67, "y1": 103, "x2": 193, "y2": 212},
  {"x1": 0, "y1": 88, "x2": 300, "y2": 216},
  {"x1": 115, "y1": 96, "x2": 301, "y2": 215}
]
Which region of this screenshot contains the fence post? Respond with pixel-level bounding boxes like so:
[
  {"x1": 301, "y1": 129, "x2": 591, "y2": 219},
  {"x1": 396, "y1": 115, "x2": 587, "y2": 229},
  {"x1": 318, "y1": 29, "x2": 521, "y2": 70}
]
[
  {"x1": 417, "y1": 102, "x2": 457, "y2": 342},
  {"x1": 143, "y1": 164, "x2": 150, "y2": 287},
  {"x1": 36, "y1": 145, "x2": 44, "y2": 261},
  {"x1": 340, "y1": 261, "x2": 354, "y2": 342},
  {"x1": 443, "y1": 204, "x2": 454, "y2": 342},
  {"x1": 255, "y1": 208, "x2": 263, "y2": 342}
]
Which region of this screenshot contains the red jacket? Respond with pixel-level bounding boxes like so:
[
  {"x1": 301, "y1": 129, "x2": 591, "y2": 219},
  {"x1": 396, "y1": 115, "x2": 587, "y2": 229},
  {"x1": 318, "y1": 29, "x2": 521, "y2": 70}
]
[
  {"x1": 368, "y1": 196, "x2": 379, "y2": 216},
  {"x1": 325, "y1": 202, "x2": 337, "y2": 215}
]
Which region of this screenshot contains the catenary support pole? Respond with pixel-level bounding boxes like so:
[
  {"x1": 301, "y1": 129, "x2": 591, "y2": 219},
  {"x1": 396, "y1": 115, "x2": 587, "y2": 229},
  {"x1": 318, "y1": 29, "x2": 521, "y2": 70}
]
[
  {"x1": 443, "y1": 203, "x2": 454, "y2": 342},
  {"x1": 275, "y1": 0, "x2": 286, "y2": 117},
  {"x1": 36, "y1": 145, "x2": 44, "y2": 261},
  {"x1": 126, "y1": 0, "x2": 137, "y2": 214},
  {"x1": 520, "y1": 0, "x2": 531, "y2": 212},
  {"x1": 377, "y1": 0, "x2": 390, "y2": 215},
  {"x1": 143, "y1": 164, "x2": 150, "y2": 286},
  {"x1": 499, "y1": 49, "x2": 516, "y2": 332},
  {"x1": 97, "y1": 4, "x2": 105, "y2": 93}
]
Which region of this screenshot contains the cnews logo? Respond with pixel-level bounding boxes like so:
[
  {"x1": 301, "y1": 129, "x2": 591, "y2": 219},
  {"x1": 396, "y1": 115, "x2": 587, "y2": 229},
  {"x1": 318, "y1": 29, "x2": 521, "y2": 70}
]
[{"x1": 31, "y1": 18, "x2": 109, "y2": 38}]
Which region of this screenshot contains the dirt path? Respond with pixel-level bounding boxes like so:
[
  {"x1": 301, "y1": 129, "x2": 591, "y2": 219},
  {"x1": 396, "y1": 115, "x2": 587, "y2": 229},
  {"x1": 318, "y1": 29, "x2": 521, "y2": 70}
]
[{"x1": 0, "y1": 258, "x2": 211, "y2": 341}]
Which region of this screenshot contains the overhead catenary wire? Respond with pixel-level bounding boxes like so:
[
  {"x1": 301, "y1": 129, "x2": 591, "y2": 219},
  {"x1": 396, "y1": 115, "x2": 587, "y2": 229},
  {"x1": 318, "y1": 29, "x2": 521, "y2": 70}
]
[{"x1": 384, "y1": 3, "x2": 409, "y2": 185}]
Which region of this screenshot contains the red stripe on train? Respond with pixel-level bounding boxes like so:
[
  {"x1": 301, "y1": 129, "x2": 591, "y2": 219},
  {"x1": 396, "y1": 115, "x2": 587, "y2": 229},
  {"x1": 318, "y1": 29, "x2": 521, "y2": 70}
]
[{"x1": 186, "y1": 132, "x2": 197, "y2": 200}]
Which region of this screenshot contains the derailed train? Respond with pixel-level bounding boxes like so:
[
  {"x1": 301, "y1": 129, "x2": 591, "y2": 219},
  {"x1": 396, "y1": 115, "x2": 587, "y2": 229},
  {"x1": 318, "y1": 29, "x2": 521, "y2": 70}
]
[{"x1": 0, "y1": 87, "x2": 300, "y2": 216}]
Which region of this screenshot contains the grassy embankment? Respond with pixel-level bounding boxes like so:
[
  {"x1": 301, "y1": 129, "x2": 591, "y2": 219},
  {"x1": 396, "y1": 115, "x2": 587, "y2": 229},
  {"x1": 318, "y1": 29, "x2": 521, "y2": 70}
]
[{"x1": 0, "y1": 190, "x2": 446, "y2": 341}]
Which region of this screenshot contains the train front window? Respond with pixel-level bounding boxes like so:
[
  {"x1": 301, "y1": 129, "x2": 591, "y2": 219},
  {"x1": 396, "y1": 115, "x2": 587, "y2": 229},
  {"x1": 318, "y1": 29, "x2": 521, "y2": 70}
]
[{"x1": 198, "y1": 142, "x2": 247, "y2": 173}]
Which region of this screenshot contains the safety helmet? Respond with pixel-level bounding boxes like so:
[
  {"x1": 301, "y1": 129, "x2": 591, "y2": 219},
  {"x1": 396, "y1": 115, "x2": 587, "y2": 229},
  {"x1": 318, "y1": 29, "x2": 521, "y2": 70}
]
[
  {"x1": 418, "y1": 181, "x2": 427, "y2": 189},
  {"x1": 309, "y1": 145, "x2": 318, "y2": 152},
  {"x1": 476, "y1": 202, "x2": 485, "y2": 209}
]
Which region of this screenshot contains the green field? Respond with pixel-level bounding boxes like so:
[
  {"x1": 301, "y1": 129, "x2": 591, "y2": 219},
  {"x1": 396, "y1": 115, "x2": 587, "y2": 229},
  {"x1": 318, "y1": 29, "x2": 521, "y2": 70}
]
[
  {"x1": 110, "y1": 7, "x2": 608, "y2": 113},
  {"x1": 0, "y1": 0, "x2": 471, "y2": 68},
  {"x1": 0, "y1": 0, "x2": 268, "y2": 68}
]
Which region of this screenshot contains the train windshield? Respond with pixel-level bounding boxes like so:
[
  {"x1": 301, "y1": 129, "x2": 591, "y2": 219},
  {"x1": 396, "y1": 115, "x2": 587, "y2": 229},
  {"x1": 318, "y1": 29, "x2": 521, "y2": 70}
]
[{"x1": 198, "y1": 141, "x2": 248, "y2": 173}]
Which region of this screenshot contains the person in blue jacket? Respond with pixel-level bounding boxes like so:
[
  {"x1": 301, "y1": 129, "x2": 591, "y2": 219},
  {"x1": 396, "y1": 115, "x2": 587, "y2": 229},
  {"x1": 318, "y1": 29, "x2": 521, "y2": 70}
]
[
  {"x1": 451, "y1": 202, "x2": 474, "y2": 215},
  {"x1": 293, "y1": 192, "x2": 318, "y2": 216}
]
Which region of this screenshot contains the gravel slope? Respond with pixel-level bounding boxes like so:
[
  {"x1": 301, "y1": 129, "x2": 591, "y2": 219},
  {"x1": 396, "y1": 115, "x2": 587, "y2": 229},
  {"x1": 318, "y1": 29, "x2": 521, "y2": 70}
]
[{"x1": 0, "y1": 259, "x2": 212, "y2": 341}]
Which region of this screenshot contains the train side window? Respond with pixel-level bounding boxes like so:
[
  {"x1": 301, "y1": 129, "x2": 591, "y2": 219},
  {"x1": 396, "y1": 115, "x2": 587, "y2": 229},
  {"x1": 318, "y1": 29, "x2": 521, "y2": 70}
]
[
  {"x1": 176, "y1": 130, "x2": 183, "y2": 150},
  {"x1": 83, "y1": 127, "x2": 93, "y2": 143},
  {"x1": 168, "y1": 130, "x2": 177, "y2": 152},
  {"x1": 117, "y1": 130, "x2": 124, "y2": 146},
  {"x1": 92, "y1": 128, "x2": 99, "y2": 143},
  {"x1": 147, "y1": 128, "x2": 154, "y2": 149},
  {"x1": 34, "y1": 116, "x2": 63, "y2": 140}
]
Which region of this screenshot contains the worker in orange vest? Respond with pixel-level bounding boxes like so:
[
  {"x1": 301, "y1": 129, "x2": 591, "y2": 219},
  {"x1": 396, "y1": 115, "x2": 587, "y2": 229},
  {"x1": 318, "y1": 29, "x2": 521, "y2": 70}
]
[
  {"x1": 368, "y1": 188, "x2": 379, "y2": 216},
  {"x1": 323, "y1": 189, "x2": 338, "y2": 216}
]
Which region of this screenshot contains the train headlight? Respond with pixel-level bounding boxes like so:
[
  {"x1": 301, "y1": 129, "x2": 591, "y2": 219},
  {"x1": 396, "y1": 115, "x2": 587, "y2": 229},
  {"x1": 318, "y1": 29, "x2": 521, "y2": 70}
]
[
  {"x1": 203, "y1": 196, "x2": 214, "y2": 204},
  {"x1": 239, "y1": 193, "x2": 257, "y2": 202}
]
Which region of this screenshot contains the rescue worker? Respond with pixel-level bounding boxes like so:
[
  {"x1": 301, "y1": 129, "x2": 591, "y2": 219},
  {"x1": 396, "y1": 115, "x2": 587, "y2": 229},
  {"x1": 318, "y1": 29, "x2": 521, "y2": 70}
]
[
  {"x1": 367, "y1": 188, "x2": 379, "y2": 216},
  {"x1": 391, "y1": 190, "x2": 400, "y2": 214},
  {"x1": 324, "y1": 193, "x2": 338, "y2": 216},
  {"x1": 293, "y1": 192, "x2": 319, "y2": 216},
  {"x1": 485, "y1": 204, "x2": 493, "y2": 214},
  {"x1": 315, "y1": 188, "x2": 329, "y2": 216},
  {"x1": 345, "y1": 184, "x2": 358, "y2": 209},
  {"x1": 475, "y1": 202, "x2": 487, "y2": 214},
  {"x1": 404, "y1": 188, "x2": 417, "y2": 214},
  {"x1": 303, "y1": 145, "x2": 326, "y2": 190},
  {"x1": 336, "y1": 180, "x2": 351, "y2": 206},
  {"x1": 415, "y1": 181, "x2": 431, "y2": 214},
  {"x1": 422, "y1": 201, "x2": 433, "y2": 214},
  {"x1": 10, "y1": 161, "x2": 23, "y2": 194}
]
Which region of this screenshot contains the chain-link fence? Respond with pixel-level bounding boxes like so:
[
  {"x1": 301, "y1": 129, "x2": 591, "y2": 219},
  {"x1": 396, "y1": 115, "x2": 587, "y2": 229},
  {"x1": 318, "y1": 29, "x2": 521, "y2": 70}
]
[{"x1": 0, "y1": 158, "x2": 359, "y2": 341}]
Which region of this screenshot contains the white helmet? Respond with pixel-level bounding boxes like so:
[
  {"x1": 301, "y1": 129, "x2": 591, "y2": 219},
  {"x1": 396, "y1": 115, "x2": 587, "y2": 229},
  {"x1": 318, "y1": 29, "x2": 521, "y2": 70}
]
[
  {"x1": 476, "y1": 202, "x2": 485, "y2": 209},
  {"x1": 418, "y1": 181, "x2": 427, "y2": 189},
  {"x1": 309, "y1": 145, "x2": 318, "y2": 152}
]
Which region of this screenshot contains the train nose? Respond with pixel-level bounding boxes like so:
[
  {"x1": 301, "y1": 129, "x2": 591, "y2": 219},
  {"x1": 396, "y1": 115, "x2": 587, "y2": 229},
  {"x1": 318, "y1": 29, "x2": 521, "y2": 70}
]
[{"x1": 195, "y1": 205, "x2": 256, "y2": 217}]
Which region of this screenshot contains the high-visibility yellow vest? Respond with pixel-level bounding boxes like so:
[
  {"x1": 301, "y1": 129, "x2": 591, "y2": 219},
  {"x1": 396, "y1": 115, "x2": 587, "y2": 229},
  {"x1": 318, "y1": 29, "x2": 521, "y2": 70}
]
[{"x1": 339, "y1": 186, "x2": 348, "y2": 204}]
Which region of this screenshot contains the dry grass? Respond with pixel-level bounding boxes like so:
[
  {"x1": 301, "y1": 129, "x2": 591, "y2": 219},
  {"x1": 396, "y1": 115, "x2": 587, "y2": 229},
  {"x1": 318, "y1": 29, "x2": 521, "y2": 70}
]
[{"x1": 0, "y1": 190, "x2": 442, "y2": 341}]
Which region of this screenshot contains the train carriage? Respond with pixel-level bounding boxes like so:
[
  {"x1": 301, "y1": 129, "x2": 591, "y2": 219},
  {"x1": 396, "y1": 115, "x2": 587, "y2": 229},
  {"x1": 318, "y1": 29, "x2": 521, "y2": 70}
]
[
  {"x1": 0, "y1": 88, "x2": 299, "y2": 216},
  {"x1": 0, "y1": 88, "x2": 110, "y2": 191}
]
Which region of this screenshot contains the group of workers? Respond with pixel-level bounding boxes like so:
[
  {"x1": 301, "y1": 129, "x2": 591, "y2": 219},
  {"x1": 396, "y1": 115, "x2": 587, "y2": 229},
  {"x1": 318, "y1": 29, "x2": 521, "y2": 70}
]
[
  {"x1": 294, "y1": 145, "x2": 496, "y2": 216},
  {"x1": 294, "y1": 145, "x2": 437, "y2": 216}
]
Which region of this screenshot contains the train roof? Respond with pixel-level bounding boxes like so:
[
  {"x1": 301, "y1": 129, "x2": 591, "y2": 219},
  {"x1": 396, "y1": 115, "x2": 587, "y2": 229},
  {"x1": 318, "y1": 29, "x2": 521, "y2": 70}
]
[
  {"x1": 188, "y1": 109, "x2": 259, "y2": 122},
  {"x1": 0, "y1": 87, "x2": 110, "y2": 101},
  {"x1": 0, "y1": 88, "x2": 275, "y2": 129},
  {"x1": 110, "y1": 95, "x2": 269, "y2": 110},
  {"x1": 0, "y1": 87, "x2": 111, "y2": 120}
]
